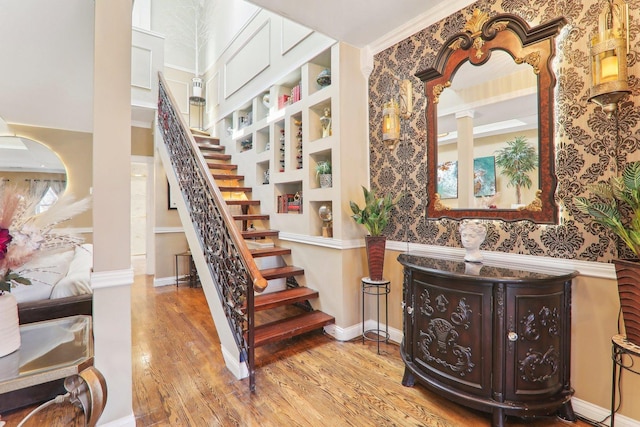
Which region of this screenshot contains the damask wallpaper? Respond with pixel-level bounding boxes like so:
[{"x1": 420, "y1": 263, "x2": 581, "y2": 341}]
[{"x1": 369, "y1": 0, "x2": 640, "y2": 262}]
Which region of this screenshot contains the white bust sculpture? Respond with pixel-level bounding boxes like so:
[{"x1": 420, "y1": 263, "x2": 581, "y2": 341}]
[{"x1": 459, "y1": 220, "x2": 487, "y2": 263}]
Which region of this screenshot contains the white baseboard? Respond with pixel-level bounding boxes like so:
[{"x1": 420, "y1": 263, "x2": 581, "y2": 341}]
[
  {"x1": 98, "y1": 413, "x2": 136, "y2": 427},
  {"x1": 324, "y1": 319, "x2": 402, "y2": 344},
  {"x1": 573, "y1": 397, "x2": 640, "y2": 427},
  {"x1": 153, "y1": 275, "x2": 177, "y2": 287},
  {"x1": 221, "y1": 344, "x2": 248, "y2": 380}
]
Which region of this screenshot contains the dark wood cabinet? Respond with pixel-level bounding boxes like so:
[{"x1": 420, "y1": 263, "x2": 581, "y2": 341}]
[{"x1": 398, "y1": 254, "x2": 577, "y2": 427}]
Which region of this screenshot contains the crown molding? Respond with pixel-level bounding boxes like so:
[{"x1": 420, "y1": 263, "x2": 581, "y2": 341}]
[{"x1": 367, "y1": 0, "x2": 477, "y2": 54}]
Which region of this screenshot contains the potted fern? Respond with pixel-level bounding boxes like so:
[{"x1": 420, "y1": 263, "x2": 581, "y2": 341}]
[
  {"x1": 574, "y1": 161, "x2": 640, "y2": 346},
  {"x1": 349, "y1": 186, "x2": 398, "y2": 280},
  {"x1": 495, "y1": 136, "x2": 538, "y2": 206}
]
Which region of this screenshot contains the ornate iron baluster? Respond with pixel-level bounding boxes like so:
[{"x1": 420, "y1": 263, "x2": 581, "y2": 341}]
[{"x1": 157, "y1": 75, "x2": 262, "y2": 391}]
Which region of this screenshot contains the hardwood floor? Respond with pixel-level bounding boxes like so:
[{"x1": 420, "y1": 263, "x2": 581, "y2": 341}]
[{"x1": 2, "y1": 273, "x2": 592, "y2": 426}]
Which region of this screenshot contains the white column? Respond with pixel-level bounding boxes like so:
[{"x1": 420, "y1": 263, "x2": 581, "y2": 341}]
[
  {"x1": 92, "y1": 0, "x2": 135, "y2": 425},
  {"x1": 455, "y1": 110, "x2": 474, "y2": 207}
]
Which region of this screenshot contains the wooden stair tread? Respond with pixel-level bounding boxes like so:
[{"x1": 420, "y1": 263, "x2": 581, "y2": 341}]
[
  {"x1": 250, "y1": 247, "x2": 291, "y2": 258},
  {"x1": 234, "y1": 214, "x2": 269, "y2": 221},
  {"x1": 212, "y1": 173, "x2": 244, "y2": 181},
  {"x1": 254, "y1": 287, "x2": 319, "y2": 311},
  {"x1": 242, "y1": 229, "x2": 279, "y2": 239},
  {"x1": 203, "y1": 153, "x2": 231, "y2": 161},
  {"x1": 260, "y1": 265, "x2": 304, "y2": 280},
  {"x1": 193, "y1": 134, "x2": 219, "y2": 143},
  {"x1": 220, "y1": 186, "x2": 252, "y2": 192},
  {"x1": 190, "y1": 128, "x2": 211, "y2": 136},
  {"x1": 225, "y1": 200, "x2": 260, "y2": 206},
  {"x1": 198, "y1": 144, "x2": 226, "y2": 154},
  {"x1": 208, "y1": 163, "x2": 237, "y2": 171},
  {"x1": 253, "y1": 311, "x2": 335, "y2": 347},
  {"x1": 196, "y1": 141, "x2": 225, "y2": 151}
]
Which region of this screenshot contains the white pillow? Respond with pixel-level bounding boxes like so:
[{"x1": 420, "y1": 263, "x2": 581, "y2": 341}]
[
  {"x1": 11, "y1": 249, "x2": 75, "y2": 303},
  {"x1": 14, "y1": 249, "x2": 75, "y2": 288},
  {"x1": 50, "y1": 244, "x2": 93, "y2": 299},
  {"x1": 11, "y1": 282, "x2": 54, "y2": 303}
]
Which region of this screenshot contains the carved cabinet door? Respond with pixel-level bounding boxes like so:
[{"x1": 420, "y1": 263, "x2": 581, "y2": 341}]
[
  {"x1": 504, "y1": 282, "x2": 568, "y2": 401},
  {"x1": 410, "y1": 271, "x2": 493, "y2": 397}
]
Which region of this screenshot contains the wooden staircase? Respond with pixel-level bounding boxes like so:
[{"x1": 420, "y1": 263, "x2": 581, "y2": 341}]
[{"x1": 192, "y1": 131, "x2": 334, "y2": 350}]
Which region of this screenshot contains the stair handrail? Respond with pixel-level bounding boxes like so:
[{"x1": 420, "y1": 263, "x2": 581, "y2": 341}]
[
  {"x1": 157, "y1": 72, "x2": 265, "y2": 390},
  {"x1": 157, "y1": 73, "x2": 267, "y2": 293}
]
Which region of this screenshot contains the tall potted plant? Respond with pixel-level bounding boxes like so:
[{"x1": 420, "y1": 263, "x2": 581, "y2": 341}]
[
  {"x1": 495, "y1": 136, "x2": 538, "y2": 206},
  {"x1": 574, "y1": 161, "x2": 640, "y2": 346},
  {"x1": 349, "y1": 186, "x2": 397, "y2": 281}
]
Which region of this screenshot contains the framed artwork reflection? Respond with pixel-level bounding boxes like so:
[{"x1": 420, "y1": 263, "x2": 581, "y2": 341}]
[
  {"x1": 437, "y1": 160, "x2": 458, "y2": 199},
  {"x1": 473, "y1": 156, "x2": 497, "y2": 197}
]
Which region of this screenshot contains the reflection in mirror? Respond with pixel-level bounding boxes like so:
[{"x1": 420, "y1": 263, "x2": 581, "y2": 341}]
[
  {"x1": 437, "y1": 50, "x2": 539, "y2": 210},
  {"x1": 0, "y1": 137, "x2": 66, "y2": 213}
]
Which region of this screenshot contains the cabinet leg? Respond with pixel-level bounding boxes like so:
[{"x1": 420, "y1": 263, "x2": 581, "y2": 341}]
[
  {"x1": 401, "y1": 368, "x2": 415, "y2": 387},
  {"x1": 557, "y1": 401, "x2": 576, "y2": 422},
  {"x1": 492, "y1": 409, "x2": 505, "y2": 427}
]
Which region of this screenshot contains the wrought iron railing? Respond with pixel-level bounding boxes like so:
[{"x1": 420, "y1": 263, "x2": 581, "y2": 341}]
[{"x1": 157, "y1": 73, "x2": 267, "y2": 391}]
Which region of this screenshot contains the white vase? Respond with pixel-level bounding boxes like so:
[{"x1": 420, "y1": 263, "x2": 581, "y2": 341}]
[{"x1": 0, "y1": 292, "x2": 21, "y2": 357}]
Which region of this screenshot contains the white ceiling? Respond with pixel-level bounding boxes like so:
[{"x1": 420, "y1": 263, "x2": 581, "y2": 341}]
[{"x1": 246, "y1": 0, "x2": 450, "y2": 48}]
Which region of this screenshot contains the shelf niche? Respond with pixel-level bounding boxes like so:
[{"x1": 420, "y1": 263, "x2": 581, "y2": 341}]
[
  {"x1": 310, "y1": 201, "x2": 333, "y2": 237},
  {"x1": 309, "y1": 150, "x2": 332, "y2": 190},
  {"x1": 309, "y1": 99, "x2": 333, "y2": 143},
  {"x1": 275, "y1": 181, "x2": 302, "y2": 214}
]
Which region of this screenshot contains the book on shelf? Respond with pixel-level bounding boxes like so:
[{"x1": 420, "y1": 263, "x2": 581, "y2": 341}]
[
  {"x1": 277, "y1": 192, "x2": 302, "y2": 214},
  {"x1": 278, "y1": 94, "x2": 290, "y2": 110},
  {"x1": 291, "y1": 83, "x2": 301, "y2": 103}
]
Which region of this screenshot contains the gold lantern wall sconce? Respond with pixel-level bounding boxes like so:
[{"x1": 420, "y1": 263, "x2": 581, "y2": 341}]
[
  {"x1": 382, "y1": 78, "x2": 413, "y2": 150},
  {"x1": 588, "y1": 0, "x2": 631, "y2": 116}
]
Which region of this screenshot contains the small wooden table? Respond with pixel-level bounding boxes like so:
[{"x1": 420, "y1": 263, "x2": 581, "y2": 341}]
[{"x1": 0, "y1": 315, "x2": 93, "y2": 413}]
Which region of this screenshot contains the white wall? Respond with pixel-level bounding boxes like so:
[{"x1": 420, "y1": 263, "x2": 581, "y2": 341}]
[
  {"x1": 204, "y1": 0, "x2": 260, "y2": 72},
  {"x1": 148, "y1": 0, "x2": 259, "y2": 76}
]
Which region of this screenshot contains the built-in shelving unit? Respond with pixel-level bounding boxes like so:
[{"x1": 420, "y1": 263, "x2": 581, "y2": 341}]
[{"x1": 216, "y1": 43, "x2": 368, "y2": 241}]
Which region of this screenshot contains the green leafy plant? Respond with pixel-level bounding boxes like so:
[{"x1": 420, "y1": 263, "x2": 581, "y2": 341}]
[
  {"x1": 315, "y1": 160, "x2": 332, "y2": 177},
  {"x1": 494, "y1": 136, "x2": 538, "y2": 204},
  {"x1": 349, "y1": 186, "x2": 398, "y2": 237},
  {"x1": 1, "y1": 270, "x2": 32, "y2": 293},
  {"x1": 575, "y1": 161, "x2": 640, "y2": 257}
]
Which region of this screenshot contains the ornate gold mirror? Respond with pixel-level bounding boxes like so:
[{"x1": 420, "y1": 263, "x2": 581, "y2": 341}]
[{"x1": 416, "y1": 11, "x2": 566, "y2": 223}]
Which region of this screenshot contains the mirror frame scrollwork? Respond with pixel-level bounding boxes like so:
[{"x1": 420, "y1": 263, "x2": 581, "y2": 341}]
[{"x1": 416, "y1": 11, "x2": 566, "y2": 223}]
